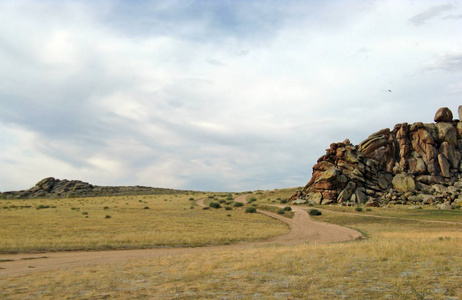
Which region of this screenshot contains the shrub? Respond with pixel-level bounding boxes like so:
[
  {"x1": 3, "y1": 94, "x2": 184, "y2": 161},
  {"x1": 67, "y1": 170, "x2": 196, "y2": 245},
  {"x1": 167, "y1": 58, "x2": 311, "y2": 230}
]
[
  {"x1": 224, "y1": 206, "x2": 232, "y2": 211},
  {"x1": 82, "y1": 212, "x2": 88, "y2": 215},
  {"x1": 309, "y1": 209, "x2": 322, "y2": 216},
  {"x1": 218, "y1": 199, "x2": 226, "y2": 203},
  {"x1": 225, "y1": 200, "x2": 234, "y2": 205},
  {"x1": 248, "y1": 197, "x2": 257, "y2": 203},
  {"x1": 189, "y1": 197, "x2": 194, "y2": 201},
  {"x1": 144, "y1": 206, "x2": 150, "y2": 209},
  {"x1": 209, "y1": 201, "x2": 221, "y2": 209},
  {"x1": 103, "y1": 206, "x2": 109, "y2": 210},
  {"x1": 366, "y1": 208, "x2": 372, "y2": 211},
  {"x1": 36, "y1": 205, "x2": 50, "y2": 210},
  {"x1": 280, "y1": 199, "x2": 288, "y2": 204},
  {"x1": 355, "y1": 207, "x2": 363, "y2": 212},
  {"x1": 277, "y1": 209, "x2": 285, "y2": 215},
  {"x1": 233, "y1": 202, "x2": 244, "y2": 207},
  {"x1": 283, "y1": 206, "x2": 292, "y2": 211},
  {"x1": 202, "y1": 207, "x2": 210, "y2": 210},
  {"x1": 245, "y1": 207, "x2": 257, "y2": 213},
  {"x1": 104, "y1": 215, "x2": 111, "y2": 219}
]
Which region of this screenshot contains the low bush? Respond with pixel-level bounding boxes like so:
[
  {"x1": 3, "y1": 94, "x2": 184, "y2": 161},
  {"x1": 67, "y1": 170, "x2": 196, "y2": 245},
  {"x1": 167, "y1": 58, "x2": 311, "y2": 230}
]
[
  {"x1": 209, "y1": 201, "x2": 221, "y2": 209},
  {"x1": 224, "y1": 206, "x2": 232, "y2": 211},
  {"x1": 283, "y1": 206, "x2": 292, "y2": 211},
  {"x1": 355, "y1": 207, "x2": 363, "y2": 212},
  {"x1": 144, "y1": 206, "x2": 150, "y2": 209},
  {"x1": 36, "y1": 205, "x2": 50, "y2": 210},
  {"x1": 245, "y1": 207, "x2": 257, "y2": 213},
  {"x1": 104, "y1": 215, "x2": 111, "y2": 219},
  {"x1": 248, "y1": 197, "x2": 257, "y2": 203},
  {"x1": 233, "y1": 202, "x2": 244, "y2": 207},
  {"x1": 280, "y1": 199, "x2": 288, "y2": 204},
  {"x1": 202, "y1": 207, "x2": 210, "y2": 210},
  {"x1": 277, "y1": 209, "x2": 285, "y2": 215},
  {"x1": 308, "y1": 209, "x2": 322, "y2": 216}
]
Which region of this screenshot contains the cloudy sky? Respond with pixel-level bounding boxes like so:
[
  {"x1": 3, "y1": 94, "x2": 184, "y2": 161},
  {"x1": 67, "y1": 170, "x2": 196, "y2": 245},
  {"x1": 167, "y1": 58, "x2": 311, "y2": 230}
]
[{"x1": 1, "y1": 0, "x2": 462, "y2": 192}]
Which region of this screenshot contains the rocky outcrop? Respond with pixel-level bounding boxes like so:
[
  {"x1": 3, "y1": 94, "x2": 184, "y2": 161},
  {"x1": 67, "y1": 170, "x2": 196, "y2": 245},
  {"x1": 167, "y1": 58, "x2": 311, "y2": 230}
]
[
  {"x1": 290, "y1": 107, "x2": 462, "y2": 208},
  {"x1": 0, "y1": 177, "x2": 186, "y2": 199}
]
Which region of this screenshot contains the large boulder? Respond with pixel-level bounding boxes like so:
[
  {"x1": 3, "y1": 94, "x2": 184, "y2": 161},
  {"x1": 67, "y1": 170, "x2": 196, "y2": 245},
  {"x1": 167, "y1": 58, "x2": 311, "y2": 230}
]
[
  {"x1": 392, "y1": 173, "x2": 416, "y2": 193},
  {"x1": 434, "y1": 107, "x2": 453, "y2": 122},
  {"x1": 36, "y1": 177, "x2": 56, "y2": 192}
]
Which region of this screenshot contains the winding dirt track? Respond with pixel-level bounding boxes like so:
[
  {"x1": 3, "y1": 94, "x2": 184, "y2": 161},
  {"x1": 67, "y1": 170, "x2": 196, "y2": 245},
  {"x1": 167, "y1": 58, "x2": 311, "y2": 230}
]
[{"x1": 0, "y1": 195, "x2": 363, "y2": 279}]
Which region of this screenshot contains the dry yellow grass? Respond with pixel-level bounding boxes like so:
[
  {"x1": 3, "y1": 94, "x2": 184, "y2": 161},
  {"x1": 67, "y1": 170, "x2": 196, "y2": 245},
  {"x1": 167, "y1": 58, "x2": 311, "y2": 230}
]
[
  {"x1": 1, "y1": 203, "x2": 460, "y2": 299},
  {"x1": 0, "y1": 193, "x2": 288, "y2": 253},
  {"x1": 317, "y1": 204, "x2": 462, "y2": 223},
  {"x1": 1, "y1": 231, "x2": 460, "y2": 299}
]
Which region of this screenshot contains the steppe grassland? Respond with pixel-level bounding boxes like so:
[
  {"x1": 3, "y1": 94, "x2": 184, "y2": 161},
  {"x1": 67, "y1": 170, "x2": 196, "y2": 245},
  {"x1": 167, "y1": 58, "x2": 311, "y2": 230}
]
[
  {"x1": 0, "y1": 193, "x2": 288, "y2": 253},
  {"x1": 317, "y1": 204, "x2": 462, "y2": 223},
  {"x1": 2, "y1": 207, "x2": 460, "y2": 299}
]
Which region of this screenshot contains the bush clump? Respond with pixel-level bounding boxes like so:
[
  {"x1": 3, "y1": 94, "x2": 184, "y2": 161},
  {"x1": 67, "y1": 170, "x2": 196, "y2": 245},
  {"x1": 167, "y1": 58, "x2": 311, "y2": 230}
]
[
  {"x1": 233, "y1": 202, "x2": 244, "y2": 207},
  {"x1": 355, "y1": 207, "x2": 363, "y2": 212},
  {"x1": 283, "y1": 206, "x2": 292, "y2": 211},
  {"x1": 245, "y1": 207, "x2": 257, "y2": 213},
  {"x1": 224, "y1": 206, "x2": 232, "y2": 211},
  {"x1": 308, "y1": 209, "x2": 322, "y2": 216},
  {"x1": 280, "y1": 199, "x2": 288, "y2": 204},
  {"x1": 277, "y1": 209, "x2": 285, "y2": 215},
  {"x1": 209, "y1": 201, "x2": 221, "y2": 209},
  {"x1": 248, "y1": 197, "x2": 257, "y2": 203},
  {"x1": 36, "y1": 205, "x2": 50, "y2": 210}
]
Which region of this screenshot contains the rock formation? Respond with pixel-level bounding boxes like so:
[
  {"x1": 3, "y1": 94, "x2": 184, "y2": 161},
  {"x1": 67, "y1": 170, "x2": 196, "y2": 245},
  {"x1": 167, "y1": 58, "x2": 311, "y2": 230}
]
[
  {"x1": 289, "y1": 107, "x2": 462, "y2": 208},
  {"x1": 0, "y1": 177, "x2": 185, "y2": 199}
]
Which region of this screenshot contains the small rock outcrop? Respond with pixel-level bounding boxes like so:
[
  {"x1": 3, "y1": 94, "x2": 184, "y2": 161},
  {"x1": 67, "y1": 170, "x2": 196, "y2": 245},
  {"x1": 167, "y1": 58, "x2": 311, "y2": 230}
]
[
  {"x1": 0, "y1": 177, "x2": 185, "y2": 199},
  {"x1": 290, "y1": 106, "x2": 462, "y2": 207}
]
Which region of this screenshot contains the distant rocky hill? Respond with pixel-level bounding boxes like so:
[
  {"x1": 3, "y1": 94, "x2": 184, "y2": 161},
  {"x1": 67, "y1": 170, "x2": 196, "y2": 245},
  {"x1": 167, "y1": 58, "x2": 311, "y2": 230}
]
[
  {"x1": 290, "y1": 107, "x2": 462, "y2": 209},
  {"x1": 0, "y1": 177, "x2": 187, "y2": 199}
]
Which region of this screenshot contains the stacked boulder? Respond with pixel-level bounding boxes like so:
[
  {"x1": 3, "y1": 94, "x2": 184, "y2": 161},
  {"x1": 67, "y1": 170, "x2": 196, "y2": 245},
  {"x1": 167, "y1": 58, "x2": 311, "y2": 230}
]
[
  {"x1": 0, "y1": 177, "x2": 185, "y2": 199},
  {"x1": 290, "y1": 107, "x2": 462, "y2": 208}
]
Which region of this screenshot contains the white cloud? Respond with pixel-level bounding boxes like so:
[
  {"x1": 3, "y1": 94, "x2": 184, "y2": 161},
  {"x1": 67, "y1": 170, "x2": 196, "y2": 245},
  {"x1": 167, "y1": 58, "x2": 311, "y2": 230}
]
[{"x1": 1, "y1": 0, "x2": 462, "y2": 191}]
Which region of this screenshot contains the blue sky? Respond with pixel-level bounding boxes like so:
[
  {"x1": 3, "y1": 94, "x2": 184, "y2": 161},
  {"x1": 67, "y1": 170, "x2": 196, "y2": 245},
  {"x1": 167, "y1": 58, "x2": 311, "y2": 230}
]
[{"x1": 1, "y1": 0, "x2": 462, "y2": 192}]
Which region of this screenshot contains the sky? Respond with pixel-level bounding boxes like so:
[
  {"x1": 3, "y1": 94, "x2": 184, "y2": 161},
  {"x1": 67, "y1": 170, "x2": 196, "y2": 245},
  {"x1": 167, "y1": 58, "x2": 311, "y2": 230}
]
[{"x1": 1, "y1": 0, "x2": 462, "y2": 192}]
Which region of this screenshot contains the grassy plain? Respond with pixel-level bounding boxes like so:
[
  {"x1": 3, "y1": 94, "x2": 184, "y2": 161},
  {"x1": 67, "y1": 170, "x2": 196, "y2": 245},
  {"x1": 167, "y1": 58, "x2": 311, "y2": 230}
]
[
  {"x1": 0, "y1": 193, "x2": 288, "y2": 253},
  {"x1": 1, "y1": 191, "x2": 461, "y2": 299},
  {"x1": 317, "y1": 204, "x2": 462, "y2": 223}
]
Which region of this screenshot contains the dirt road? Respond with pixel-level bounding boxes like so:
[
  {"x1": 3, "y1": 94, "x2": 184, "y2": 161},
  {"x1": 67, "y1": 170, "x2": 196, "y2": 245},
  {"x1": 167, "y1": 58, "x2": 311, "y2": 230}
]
[{"x1": 0, "y1": 195, "x2": 363, "y2": 278}]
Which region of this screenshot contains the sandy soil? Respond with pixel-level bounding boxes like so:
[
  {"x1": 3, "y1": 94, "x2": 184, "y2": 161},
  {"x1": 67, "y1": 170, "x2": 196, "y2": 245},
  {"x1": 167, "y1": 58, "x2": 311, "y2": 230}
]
[{"x1": 0, "y1": 195, "x2": 363, "y2": 278}]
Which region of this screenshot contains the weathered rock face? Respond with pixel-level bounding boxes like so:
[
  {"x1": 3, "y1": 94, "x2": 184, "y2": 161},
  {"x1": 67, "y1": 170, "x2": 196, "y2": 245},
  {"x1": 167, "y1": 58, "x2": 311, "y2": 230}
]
[
  {"x1": 0, "y1": 177, "x2": 185, "y2": 199},
  {"x1": 290, "y1": 107, "x2": 462, "y2": 206}
]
